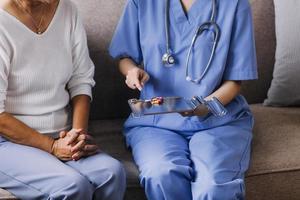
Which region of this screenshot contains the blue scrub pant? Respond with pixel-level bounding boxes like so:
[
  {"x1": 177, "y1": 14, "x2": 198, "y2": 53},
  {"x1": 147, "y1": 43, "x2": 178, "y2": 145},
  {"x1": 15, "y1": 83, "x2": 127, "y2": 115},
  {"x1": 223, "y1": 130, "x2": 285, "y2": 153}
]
[
  {"x1": 0, "y1": 138, "x2": 126, "y2": 200},
  {"x1": 126, "y1": 116, "x2": 252, "y2": 200}
]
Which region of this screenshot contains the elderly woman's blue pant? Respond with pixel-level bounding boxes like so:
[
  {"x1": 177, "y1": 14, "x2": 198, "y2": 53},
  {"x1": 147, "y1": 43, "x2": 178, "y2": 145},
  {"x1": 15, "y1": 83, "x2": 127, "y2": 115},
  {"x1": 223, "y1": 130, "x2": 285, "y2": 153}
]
[
  {"x1": 126, "y1": 117, "x2": 252, "y2": 200},
  {"x1": 0, "y1": 138, "x2": 126, "y2": 200}
]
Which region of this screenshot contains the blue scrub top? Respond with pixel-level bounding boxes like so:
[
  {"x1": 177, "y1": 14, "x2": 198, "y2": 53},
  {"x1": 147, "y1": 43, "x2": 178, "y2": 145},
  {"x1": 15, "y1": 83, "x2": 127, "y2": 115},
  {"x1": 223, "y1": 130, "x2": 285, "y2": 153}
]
[{"x1": 109, "y1": 0, "x2": 258, "y2": 132}]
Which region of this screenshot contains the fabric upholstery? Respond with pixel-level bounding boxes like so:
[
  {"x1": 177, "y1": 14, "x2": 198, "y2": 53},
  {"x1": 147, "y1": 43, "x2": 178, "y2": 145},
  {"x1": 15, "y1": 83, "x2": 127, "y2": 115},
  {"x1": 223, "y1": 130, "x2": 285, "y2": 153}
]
[
  {"x1": 246, "y1": 171, "x2": 300, "y2": 200},
  {"x1": 241, "y1": 0, "x2": 276, "y2": 104},
  {"x1": 264, "y1": 0, "x2": 300, "y2": 106},
  {"x1": 0, "y1": 189, "x2": 15, "y2": 200},
  {"x1": 248, "y1": 105, "x2": 300, "y2": 175}
]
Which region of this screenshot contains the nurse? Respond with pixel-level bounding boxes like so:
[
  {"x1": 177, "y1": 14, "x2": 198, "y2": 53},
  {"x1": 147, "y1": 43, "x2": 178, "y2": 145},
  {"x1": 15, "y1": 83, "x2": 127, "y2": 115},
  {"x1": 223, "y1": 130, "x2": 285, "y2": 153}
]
[{"x1": 110, "y1": 0, "x2": 257, "y2": 199}]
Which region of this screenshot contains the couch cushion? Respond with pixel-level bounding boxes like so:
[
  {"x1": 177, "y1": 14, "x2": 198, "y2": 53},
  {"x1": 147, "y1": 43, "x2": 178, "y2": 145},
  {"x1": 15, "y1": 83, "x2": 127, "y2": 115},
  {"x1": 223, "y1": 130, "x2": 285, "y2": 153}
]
[
  {"x1": 248, "y1": 104, "x2": 300, "y2": 176},
  {"x1": 246, "y1": 171, "x2": 300, "y2": 200},
  {"x1": 0, "y1": 189, "x2": 16, "y2": 200},
  {"x1": 241, "y1": 0, "x2": 276, "y2": 104},
  {"x1": 263, "y1": 0, "x2": 300, "y2": 106}
]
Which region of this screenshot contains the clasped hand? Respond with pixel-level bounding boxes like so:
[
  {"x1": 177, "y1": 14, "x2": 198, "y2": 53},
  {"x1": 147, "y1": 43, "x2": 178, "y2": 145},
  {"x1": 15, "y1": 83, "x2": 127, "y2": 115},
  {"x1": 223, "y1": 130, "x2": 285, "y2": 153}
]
[{"x1": 51, "y1": 129, "x2": 99, "y2": 161}]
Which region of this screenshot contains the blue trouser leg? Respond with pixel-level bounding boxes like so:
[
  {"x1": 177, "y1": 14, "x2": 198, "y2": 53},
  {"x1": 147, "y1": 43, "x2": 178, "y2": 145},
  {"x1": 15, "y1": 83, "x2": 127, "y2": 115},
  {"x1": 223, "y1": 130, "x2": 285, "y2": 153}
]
[
  {"x1": 0, "y1": 139, "x2": 126, "y2": 200},
  {"x1": 189, "y1": 117, "x2": 252, "y2": 200},
  {"x1": 66, "y1": 153, "x2": 126, "y2": 200},
  {"x1": 126, "y1": 127, "x2": 193, "y2": 200}
]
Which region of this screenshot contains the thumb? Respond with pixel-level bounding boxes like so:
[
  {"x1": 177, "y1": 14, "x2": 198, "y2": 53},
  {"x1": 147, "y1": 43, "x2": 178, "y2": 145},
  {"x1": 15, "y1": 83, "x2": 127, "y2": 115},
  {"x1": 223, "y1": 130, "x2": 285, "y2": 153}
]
[
  {"x1": 59, "y1": 131, "x2": 67, "y2": 138},
  {"x1": 132, "y1": 76, "x2": 143, "y2": 91},
  {"x1": 140, "y1": 72, "x2": 149, "y2": 86}
]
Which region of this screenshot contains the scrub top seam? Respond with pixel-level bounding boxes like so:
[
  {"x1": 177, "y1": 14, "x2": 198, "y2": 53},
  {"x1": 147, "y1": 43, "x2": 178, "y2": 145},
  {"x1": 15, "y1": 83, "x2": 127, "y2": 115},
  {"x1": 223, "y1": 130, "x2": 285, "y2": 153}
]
[
  {"x1": 223, "y1": 68, "x2": 258, "y2": 80},
  {"x1": 233, "y1": 132, "x2": 252, "y2": 181}
]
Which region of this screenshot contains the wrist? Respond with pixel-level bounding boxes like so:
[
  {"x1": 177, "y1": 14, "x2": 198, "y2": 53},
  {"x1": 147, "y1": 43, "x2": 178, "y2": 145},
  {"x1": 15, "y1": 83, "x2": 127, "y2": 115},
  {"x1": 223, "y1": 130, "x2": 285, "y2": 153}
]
[
  {"x1": 194, "y1": 104, "x2": 210, "y2": 116},
  {"x1": 71, "y1": 127, "x2": 88, "y2": 134},
  {"x1": 50, "y1": 139, "x2": 57, "y2": 155},
  {"x1": 42, "y1": 135, "x2": 55, "y2": 154},
  {"x1": 127, "y1": 66, "x2": 138, "y2": 75},
  {"x1": 120, "y1": 58, "x2": 138, "y2": 76}
]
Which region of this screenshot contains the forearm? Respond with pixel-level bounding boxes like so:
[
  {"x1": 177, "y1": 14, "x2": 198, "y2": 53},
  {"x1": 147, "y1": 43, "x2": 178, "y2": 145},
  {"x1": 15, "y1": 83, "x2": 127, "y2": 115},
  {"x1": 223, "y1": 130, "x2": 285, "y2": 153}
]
[
  {"x1": 119, "y1": 58, "x2": 138, "y2": 76},
  {"x1": 71, "y1": 95, "x2": 91, "y2": 133},
  {"x1": 206, "y1": 80, "x2": 242, "y2": 106},
  {"x1": 0, "y1": 112, "x2": 54, "y2": 153}
]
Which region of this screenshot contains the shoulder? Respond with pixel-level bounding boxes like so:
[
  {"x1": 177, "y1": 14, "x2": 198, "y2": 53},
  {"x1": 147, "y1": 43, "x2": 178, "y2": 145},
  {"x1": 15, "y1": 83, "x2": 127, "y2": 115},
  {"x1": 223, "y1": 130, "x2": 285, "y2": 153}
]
[
  {"x1": 221, "y1": 0, "x2": 251, "y2": 12},
  {"x1": 59, "y1": 0, "x2": 83, "y2": 31},
  {"x1": 0, "y1": 13, "x2": 13, "y2": 47},
  {"x1": 59, "y1": 0, "x2": 80, "y2": 17},
  {"x1": 126, "y1": 0, "x2": 138, "y2": 7},
  {"x1": 125, "y1": 0, "x2": 161, "y2": 10},
  {"x1": 127, "y1": 0, "x2": 154, "y2": 7},
  {"x1": 236, "y1": 0, "x2": 251, "y2": 13},
  {"x1": 0, "y1": 27, "x2": 13, "y2": 67}
]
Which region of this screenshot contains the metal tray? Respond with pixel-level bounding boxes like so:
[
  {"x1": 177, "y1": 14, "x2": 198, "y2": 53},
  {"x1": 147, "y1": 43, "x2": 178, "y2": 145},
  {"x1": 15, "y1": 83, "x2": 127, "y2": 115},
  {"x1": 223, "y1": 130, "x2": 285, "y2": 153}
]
[{"x1": 128, "y1": 97, "x2": 197, "y2": 117}]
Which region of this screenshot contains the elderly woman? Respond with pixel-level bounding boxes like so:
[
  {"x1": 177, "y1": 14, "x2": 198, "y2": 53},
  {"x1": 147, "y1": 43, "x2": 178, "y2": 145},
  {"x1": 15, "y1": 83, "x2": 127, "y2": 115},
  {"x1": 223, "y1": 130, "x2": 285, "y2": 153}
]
[{"x1": 0, "y1": 0, "x2": 126, "y2": 199}]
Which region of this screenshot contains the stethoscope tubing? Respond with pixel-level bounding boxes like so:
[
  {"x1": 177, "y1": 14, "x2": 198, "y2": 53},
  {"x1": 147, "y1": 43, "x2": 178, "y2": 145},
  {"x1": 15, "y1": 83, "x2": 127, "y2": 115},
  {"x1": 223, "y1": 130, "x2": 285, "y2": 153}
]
[
  {"x1": 163, "y1": 0, "x2": 220, "y2": 84},
  {"x1": 186, "y1": 22, "x2": 220, "y2": 83}
]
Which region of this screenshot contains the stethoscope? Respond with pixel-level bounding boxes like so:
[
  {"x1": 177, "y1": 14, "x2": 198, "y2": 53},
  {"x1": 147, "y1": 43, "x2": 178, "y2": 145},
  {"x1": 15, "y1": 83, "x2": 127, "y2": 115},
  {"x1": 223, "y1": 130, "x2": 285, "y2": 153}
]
[{"x1": 162, "y1": 0, "x2": 220, "y2": 84}]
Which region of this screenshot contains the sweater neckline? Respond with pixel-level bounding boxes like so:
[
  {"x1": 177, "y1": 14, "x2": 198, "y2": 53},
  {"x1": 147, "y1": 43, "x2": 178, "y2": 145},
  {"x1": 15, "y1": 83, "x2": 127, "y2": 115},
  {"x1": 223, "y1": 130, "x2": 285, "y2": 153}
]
[{"x1": 0, "y1": 0, "x2": 62, "y2": 38}]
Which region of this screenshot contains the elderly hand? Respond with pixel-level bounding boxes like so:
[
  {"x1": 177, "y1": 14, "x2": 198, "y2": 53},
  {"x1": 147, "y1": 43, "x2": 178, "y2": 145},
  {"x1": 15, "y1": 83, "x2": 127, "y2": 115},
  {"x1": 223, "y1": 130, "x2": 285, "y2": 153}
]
[
  {"x1": 59, "y1": 129, "x2": 99, "y2": 161},
  {"x1": 51, "y1": 134, "x2": 74, "y2": 161}
]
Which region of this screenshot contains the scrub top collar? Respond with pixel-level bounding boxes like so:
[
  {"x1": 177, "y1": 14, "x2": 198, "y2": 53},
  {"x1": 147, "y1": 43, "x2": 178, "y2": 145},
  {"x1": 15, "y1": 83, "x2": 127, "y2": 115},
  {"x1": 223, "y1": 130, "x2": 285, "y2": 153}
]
[{"x1": 170, "y1": 0, "x2": 213, "y2": 25}]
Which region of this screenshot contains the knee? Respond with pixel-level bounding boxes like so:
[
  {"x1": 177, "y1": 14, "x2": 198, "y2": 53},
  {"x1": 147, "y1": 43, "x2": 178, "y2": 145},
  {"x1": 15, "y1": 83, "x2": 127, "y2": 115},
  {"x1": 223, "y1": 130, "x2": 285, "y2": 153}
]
[
  {"x1": 108, "y1": 159, "x2": 126, "y2": 189},
  {"x1": 92, "y1": 158, "x2": 126, "y2": 200},
  {"x1": 197, "y1": 179, "x2": 245, "y2": 200},
  {"x1": 140, "y1": 162, "x2": 191, "y2": 188},
  {"x1": 51, "y1": 172, "x2": 94, "y2": 199},
  {"x1": 97, "y1": 158, "x2": 126, "y2": 191},
  {"x1": 69, "y1": 173, "x2": 94, "y2": 193}
]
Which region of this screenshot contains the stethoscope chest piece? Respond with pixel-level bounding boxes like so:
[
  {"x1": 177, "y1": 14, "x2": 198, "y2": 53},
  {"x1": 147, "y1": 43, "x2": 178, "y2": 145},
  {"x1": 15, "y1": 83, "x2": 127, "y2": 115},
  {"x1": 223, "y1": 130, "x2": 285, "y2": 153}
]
[{"x1": 162, "y1": 53, "x2": 175, "y2": 66}]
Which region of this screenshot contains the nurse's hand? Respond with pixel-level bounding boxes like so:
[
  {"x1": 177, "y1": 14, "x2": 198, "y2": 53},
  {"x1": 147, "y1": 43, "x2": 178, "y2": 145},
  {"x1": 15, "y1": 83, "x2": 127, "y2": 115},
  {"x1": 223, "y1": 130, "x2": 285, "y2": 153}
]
[
  {"x1": 179, "y1": 104, "x2": 210, "y2": 117},
  {"x1": 193, "y1": 104, "x2": 210, "y2": 116},
  {"x1": 126, "y1": 67, "x2": 149, "y2": 91}
]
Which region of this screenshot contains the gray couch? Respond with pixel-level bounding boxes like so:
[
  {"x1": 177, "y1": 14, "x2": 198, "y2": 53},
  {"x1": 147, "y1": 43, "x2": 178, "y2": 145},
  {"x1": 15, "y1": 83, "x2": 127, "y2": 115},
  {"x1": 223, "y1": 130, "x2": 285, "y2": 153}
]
[{"x1": 1, "y1": 0, "x2": 300, "y2": 199}]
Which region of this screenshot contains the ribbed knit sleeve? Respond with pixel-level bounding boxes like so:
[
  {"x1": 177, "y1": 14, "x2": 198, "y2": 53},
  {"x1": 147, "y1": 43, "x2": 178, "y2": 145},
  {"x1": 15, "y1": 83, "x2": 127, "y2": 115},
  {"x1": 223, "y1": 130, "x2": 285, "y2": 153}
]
[
  {"x1": 0, "y1": 38, "x2": 10, "y2": 114},
  {"x1": 67, "y1": 5, "x2": 95, "y2": 100}
]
